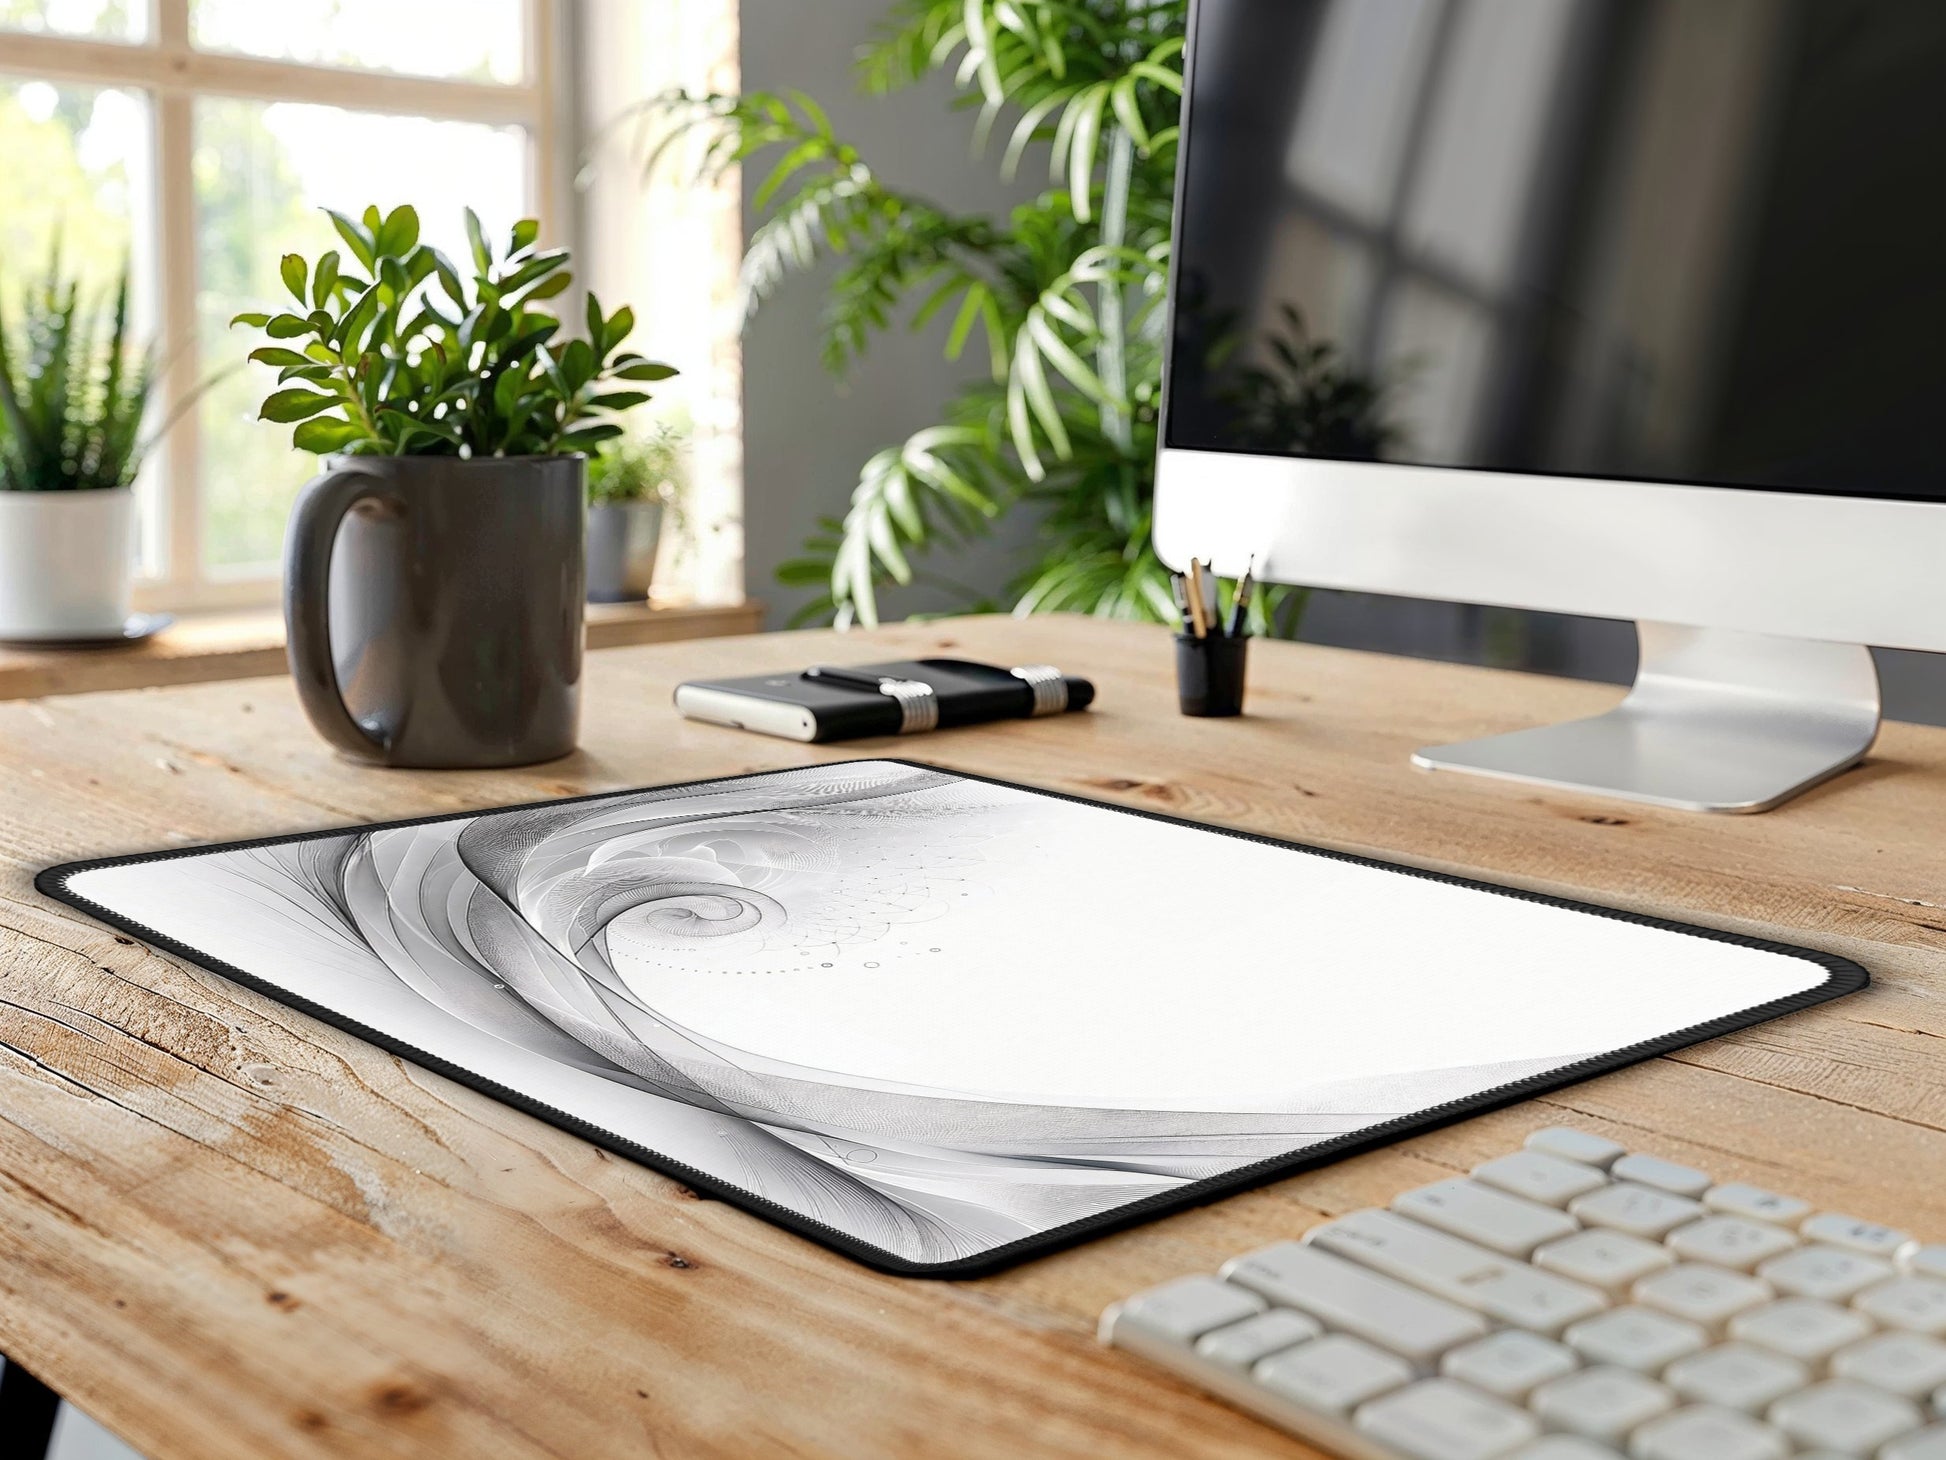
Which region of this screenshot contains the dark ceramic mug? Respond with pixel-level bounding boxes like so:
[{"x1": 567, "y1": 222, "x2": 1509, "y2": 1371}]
[{"x1": 283, "y1": 454, "x2": 586, "y2": 768}]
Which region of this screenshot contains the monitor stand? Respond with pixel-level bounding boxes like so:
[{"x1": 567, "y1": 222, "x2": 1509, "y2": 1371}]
[{"x1": 1411, "y1": 622, "x2": 1880, "y2": 814}]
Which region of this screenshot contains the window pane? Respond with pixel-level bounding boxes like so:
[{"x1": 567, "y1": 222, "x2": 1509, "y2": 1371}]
[
  {"x1": 0, "y1": 79, "x2": 148, "y2": 305},
  {"x1": 0, "y1": 0, "x2": 146, "y2": 41},
  {"x1": 0, "y1": 79, "x2": 161, "y2": 571},
  {"x1": 195, "y1": 99, "x2": 527, "y2": 572},
  {"x1": 190, "y1": 0, "x2": 525, "y2": 84}
]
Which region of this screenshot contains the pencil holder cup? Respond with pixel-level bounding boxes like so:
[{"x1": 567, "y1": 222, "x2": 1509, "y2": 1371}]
[{"x1": 1175, "y1": 632, "x2": 1247, "y2": 717}]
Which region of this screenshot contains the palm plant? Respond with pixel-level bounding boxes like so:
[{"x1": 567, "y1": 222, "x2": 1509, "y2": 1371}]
[
  {"x1": 644, "y1": 0, "x2": 1232, "y2": 628},
  {"x1": 0, "y1": 248, "x2": 155, "y2": 493}
]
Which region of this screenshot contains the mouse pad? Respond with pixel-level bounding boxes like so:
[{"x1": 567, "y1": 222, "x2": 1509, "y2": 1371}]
[{"x1": 40, "y1": 760, "x2": 1864, "y2": 1276}]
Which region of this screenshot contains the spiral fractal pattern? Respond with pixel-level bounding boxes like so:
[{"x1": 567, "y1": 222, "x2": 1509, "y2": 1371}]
[{"x1": 149, "y1": 762, "x2": 1571, "y2": 1265}]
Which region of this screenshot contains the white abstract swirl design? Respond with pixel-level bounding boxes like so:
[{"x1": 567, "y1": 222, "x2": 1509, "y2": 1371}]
[{"x1": 169, "y1": 762, "x2": 1577, "y2": 1264}]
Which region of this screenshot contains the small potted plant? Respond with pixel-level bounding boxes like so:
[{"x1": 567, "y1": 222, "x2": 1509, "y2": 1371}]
[
  {"x1": 586, "y1": 420, "x2": 688, "y2": 603},
  {"x1": 232, "y1": 204, "x2": 676, "y2": 768},
  {"x1": 0, "y1": 252, "x2": 158, "y2": 642}
]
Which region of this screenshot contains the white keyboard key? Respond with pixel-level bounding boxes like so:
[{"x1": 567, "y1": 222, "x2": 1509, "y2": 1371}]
[
  {"x1": 1510, "y1": 1440, "x2": 1624, "y2": 1460},
  {"x1": 1801, "y1": 1211, "x2": 1911, "y2": 1257},
  {"x1": 1104, "y1": 1273, "x2": 1263, "y2": 1345},
  {"x1": 1886, "y1": 1425, "x2": 1946, "y2": 1460},
  {"x1": 1253, "y1": 1333, "x2": 1413, "y2": 1414},
  {"x1": 1663, "y1": 1343, "x2": 1806, "y2": 1412},
  {"x1": 1831, "y1": 1330, "x2": 1946, "y2": 1399},
  {"x1": 1531, "y1": 1365, "x2": 1674, "y2": 1442},
  {"x1": 1309, "y1": 1209, "x2": 1607, "y2": 1334},
  {"x1": 1396, "y1": 1179, "x2": 1581, "y2": 1257},
  {"x1": 1569, "y1": 1184, "x2": 1704, "y2": 1240},
  {"x1": 1632, "y1": 1264, "x2": 1771, "y2": 1330},
  {"x1": 1527, "y1": 1127, "x2": 1626, "y2": 1170},
  {"x1": 1705, "y1": 1183, "x2": 1811, "y2": 1227},
  {"x1": 1858, "y1": 1276, "x2": 1946, "y2": 1336},
  {"x1": 1767, "y1": 1378, "x2": 1924, "y2": 1452},
  {"x1": 1534, "y1": 1229, "x2": 1673, "y2": 1294},
  {"x1": 1355, "y1": 1377, "x2": 1541, "y2": 1460},
  {"x1": 1757, "y1": 1243, "x2": 1894, "y2": 1301},
  {"x1": 1473, "y1": 1151, "x2": 1608, "y2": 1207},
  {"x1": 1627, "y1": 1405, "x2": 1787, "y2": 1460},
  {"x1": 1728, "y1": 1297, "x2": 1874, "y2": 1363},
  {"x1": 1100, "y1": 1137, "x2": 1940, "y2": 1456},
  {"x1": 1907, "y1": 1245, "x2": 1946, "y2": 1280},
  {"x1": 1442, "y1": 1331, "x2": 1578, "y2": 1400},
  {"x1": 1664, "y1": 1216, "x2": 1797, "y2": 1272},
  {"x1": 1610, "y1": 1154, "x2": 1711, "y2": 1199},
  {"x1": 1223, "y1": 1240, "x2": 1488, "y2": 1364},
  {"x1": 1193, "y1": 1307, "x2": 1321, "y2": 1369},
  {"x1": 1563, "y1": 1307, "x2": 1705, "y2": 1371}
]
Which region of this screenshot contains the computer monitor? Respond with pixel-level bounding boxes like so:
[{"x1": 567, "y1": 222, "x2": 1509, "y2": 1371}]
[{"x1": 1156, "y1": 0, "x2": 1946, "y2": 812}]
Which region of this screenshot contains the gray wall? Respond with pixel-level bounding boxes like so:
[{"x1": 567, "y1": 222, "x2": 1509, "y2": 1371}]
[{"x1": 740, "y1": 0, "x2": 1042, "y2": 628}]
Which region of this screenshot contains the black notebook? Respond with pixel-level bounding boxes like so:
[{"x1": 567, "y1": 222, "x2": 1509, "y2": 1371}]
[{"x1": 673, "y1": 658, "x2": 1095, "y2": 742}]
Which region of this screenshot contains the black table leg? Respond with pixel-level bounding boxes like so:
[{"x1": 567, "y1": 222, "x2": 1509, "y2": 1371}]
[{"x1": 0, "y1": 1358, "x2": 62, "y2": 1459}]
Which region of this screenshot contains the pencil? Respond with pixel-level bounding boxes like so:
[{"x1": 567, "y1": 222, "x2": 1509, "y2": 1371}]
[{"x1": 1186, "y1": 558, "x2": 1210, "y2": 638}]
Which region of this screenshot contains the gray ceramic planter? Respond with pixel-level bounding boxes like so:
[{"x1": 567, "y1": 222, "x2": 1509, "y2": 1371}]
[
  {"x1": 585, "y1": 499, "x2": 664, "y2": 603},
  {"x1": 283, "y1": 454, "x2": 586, "y2": 768}
]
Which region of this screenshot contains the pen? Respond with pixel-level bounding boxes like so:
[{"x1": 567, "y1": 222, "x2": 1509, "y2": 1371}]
[
  {"x1": 1228, "y1": 557, "x2": 1255, "y2": 638},
  {"x1": 1170, "y1": 573, "x2": 1195, "y2": 636},
  {"x1": 805, "y1": 665, "x2": 902, "y2": 693}
]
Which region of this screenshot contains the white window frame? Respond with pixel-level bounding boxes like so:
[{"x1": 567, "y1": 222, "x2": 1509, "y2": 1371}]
[{"x1": 0, "y1": 0, "x2": 569, "y2": 611}]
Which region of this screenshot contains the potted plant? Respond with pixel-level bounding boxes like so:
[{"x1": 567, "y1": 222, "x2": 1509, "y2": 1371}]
[
  {"x1": 586, "y1": 420, "x2": 688, "y2": 603},
  {"x1": 232, "y1": 204, "x2": 676, "y2": 768},
  {"x1": 0, "y1": 252, "x2": 157, "y2": 641},
  {"x1": 640, "y1": 1, "x2": 1347, "y2": 638}
]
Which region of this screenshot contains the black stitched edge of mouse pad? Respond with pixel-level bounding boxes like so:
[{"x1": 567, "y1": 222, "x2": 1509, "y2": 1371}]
[{"x1": 39, "y1": 758, "x2": 1865, "y2": 1278}]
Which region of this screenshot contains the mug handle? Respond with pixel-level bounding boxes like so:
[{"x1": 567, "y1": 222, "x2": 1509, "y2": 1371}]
[{"x1": 283, "y1": 464, "x2": 392, "y2": 759}]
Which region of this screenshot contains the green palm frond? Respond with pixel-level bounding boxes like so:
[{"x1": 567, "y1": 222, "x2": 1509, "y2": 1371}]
[
  {"x1": 830, "y1": 420, "x2": 1004, "y2": 628},
  {"x1": 627, "y1": 1, "x2": 1348, "y2": 632}
]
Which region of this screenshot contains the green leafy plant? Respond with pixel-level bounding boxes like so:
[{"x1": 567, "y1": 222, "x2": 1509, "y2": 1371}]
[
  {"x1": 588, "y1": 420, "x2": 691, "y2": 534},
  {"x1": 0, "y1": 247, "x2": 157, "y2": 492},
  {"x1": 589, "y1": 419, "x2": 685, "y2": 504},
  {"x1": 231, "y1": 204, "x2": 676, "y2": 458}
]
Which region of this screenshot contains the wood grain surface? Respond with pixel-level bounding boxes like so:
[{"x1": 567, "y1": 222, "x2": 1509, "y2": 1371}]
[
  {"x1": 2, "y1": 613, "x2": 1943, "y2": 1459},
  {"x1": 0, "y1": 599, "x2": 765, "y2": 701}
]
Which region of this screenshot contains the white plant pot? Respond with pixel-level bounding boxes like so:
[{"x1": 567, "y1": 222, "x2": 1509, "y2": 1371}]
[{"x1": 0, "y1": 487, "x2": 136, "y2": 640}]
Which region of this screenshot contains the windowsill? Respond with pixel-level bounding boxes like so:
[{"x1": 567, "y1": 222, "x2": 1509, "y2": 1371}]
[{"x1": 0, "y1": 598, "x2": 766, "y2": 701}]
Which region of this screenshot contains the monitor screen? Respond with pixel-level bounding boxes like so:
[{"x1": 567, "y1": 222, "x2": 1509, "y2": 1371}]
[{"x1": 1165, "y1": 0, "x2": 1946, "y2": 502}]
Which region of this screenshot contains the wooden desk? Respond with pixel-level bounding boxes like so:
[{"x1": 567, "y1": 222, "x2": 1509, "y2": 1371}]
[
  {"x1": 0, "y1": 599, "x2": 765, "y2": 701},
  {"x1": 3, "y1": 614, "x2": 1943, "y2": 1460}
]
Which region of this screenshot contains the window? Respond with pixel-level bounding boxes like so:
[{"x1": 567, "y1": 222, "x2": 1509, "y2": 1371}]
[{"x1": 0, "y1": 0, "x2": 566, "y2": 609}]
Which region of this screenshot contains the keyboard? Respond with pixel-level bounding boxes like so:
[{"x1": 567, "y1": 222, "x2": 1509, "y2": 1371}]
[{"x1": 1100, "y1": 1126, "x2": 1946, "y2": 1459}]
